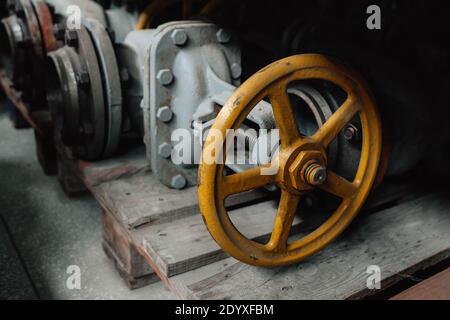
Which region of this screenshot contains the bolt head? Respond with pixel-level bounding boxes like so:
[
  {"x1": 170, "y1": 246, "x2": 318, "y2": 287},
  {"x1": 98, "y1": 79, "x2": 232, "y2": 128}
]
[
  {"x1": 158, "y1": 143, "x2": 172, "y2": 158},
  {"x1": 216, "y1": 29, "x2": 231, "y2": 44},
  {"x1": 343, "y1": 124, "x2": 360, "y2": 142},
  {"x1": 65, "y1": 30, "x2": 78, "y2": 47},
  {"x1": 76, "y1": 72, "x2": 90, "y2": 85},
  {"x1": 231, "y1": 63, "x2": 242, "y2": 79},
  {"x1": 157, "y1": 69, "x2": 174, "y2": 86},
  {"x1": 157, "y1": 106, "x2": 173, "y2": 123},
  {"x1": 171, "y1": 174, "x2": 187, "y2": 190},
  {"x1": 171, "y1": 29, "x2": 188, "y2": 46}
]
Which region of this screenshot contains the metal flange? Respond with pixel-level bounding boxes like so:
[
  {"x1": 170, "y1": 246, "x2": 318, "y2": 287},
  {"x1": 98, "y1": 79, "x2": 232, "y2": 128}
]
[
  {"x1": 47, "y1": 26, "x2": 107, "y2": 160},
  {"x1": 84, "y1": 18, "x2": 123, "y2": 159},
  {"x1": 0, "y1": 0, "x2": 57, "y2": 107}
]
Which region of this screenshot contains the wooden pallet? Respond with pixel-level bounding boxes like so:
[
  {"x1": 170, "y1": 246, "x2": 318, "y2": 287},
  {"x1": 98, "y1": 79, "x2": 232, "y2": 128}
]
[
  {"x1": 54, "y1": 141, "x2": 450, "y2": 299},
  {"x1": 3, "y1": 72, "x2": 450, "y2": 299}
]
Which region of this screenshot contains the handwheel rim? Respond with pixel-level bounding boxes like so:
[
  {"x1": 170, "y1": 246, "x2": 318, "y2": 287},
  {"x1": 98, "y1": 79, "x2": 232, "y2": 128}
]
[{"x1": 198, "y1": 54, "x2": 382, "y2": 267}]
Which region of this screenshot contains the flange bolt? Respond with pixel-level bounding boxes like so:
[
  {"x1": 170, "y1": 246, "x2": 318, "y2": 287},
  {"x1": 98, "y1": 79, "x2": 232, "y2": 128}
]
[
  {"x1": 157, "y1": 69, "x2": 174, "y2": 86},
  {"x1": 216, "y1": 29, "x2": 231, "y2": 44},
  {"x1": 171, "y1": 29, "x2": 188, "y2": 46},
  {"x1": 158, "y1": 143, "x2": 172, "y2": 159},
  {"x1": 171, "y1": 174, "x2": 187, "y2": 190},
  {"x1": 157, "y1": 106, "x2": 173, "y2": 122},
  {"x1": 343, "y1": 124, "x2": 360, "y2": 142}
]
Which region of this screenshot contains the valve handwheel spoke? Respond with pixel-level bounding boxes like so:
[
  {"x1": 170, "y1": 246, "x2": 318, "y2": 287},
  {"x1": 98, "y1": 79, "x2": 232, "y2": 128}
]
[
  {"x1": 267, "y1": 191, "x2": 301, "y2": 252},
  {"x1": 220, "y1": 166, "x2": 276, "y2": 199},
  {"x1": 268, "y1": 84, "x2": 301, "y2": 148},
  {"x1": 198, "y1": 54, "x2": 382, "y2": 267},
  {"x1": 318, "y1": 170, "x2": 359, "y2": 199},
  {"x1": 312, "y1": 97, "x2": 362, "y2": 149}
]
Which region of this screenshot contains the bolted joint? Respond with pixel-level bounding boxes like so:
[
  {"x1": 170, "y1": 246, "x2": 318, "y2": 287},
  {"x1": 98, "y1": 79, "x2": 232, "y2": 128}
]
[
  {"x1": 76, "y1": 71, "x2": 90, "y2": 86},
  {"x1": 171, "y1": 29, "x2": 188, "y2": 46},
  {"x1": 65, "y1": 29, "x2": 79, "y2": 47},
  {"x1": 343, "y1": 123, "x2": 360, "y2": 142},
  {"x1": 304, "y1": 162, "x2": 327, "y2": 186},
  {"x1": 171, "y1": 174, "x2": 187, "y2": 190},
  {"x1": 157, "y1": 69, "x2": 174, "y2": 86},
  {"x1": 158, "y1": 143, "x2": 172, "y2": 159},
  {"x1": 157, "y1": 106, "x2": 173, "y2": 122},
  {"x1": 216, "y1": 28, "x2": 231, "y2": 44}
]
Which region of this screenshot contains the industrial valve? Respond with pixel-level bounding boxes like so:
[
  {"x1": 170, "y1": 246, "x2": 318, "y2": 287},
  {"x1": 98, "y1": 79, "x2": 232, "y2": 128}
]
[{"x1": 198, "y1": 54, "x2": 383, "y2": 267}]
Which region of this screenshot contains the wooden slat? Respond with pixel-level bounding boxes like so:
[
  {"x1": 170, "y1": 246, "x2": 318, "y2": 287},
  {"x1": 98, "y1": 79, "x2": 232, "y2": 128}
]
[
  {"x1": 133, "y1": 178, "x2": 417, "y2": 280},
  {"x1": 172, "y1": 193, "x2": 450, "y2": 300},
  {"x1": 138, "y1": 200, "x2": 304, "y2": 278},
  {"x1": 391, "y1": 268, "x2": 450, "y2": 300},
  {"x1": 102, "y1": 210, "x2": 160, "y2": 289}
]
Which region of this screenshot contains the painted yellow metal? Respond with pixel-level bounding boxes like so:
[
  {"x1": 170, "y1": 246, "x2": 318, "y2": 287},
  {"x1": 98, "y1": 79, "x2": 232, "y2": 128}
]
[
  {"x1": 135, "y1": 0, "x2": 221, "y2": 30},
  {"x1": 136, "y1": 0, "x2": 192, "y2": 30},
  {"x1": 198, "y1": 54, "x2": 383, "y2": 267}
]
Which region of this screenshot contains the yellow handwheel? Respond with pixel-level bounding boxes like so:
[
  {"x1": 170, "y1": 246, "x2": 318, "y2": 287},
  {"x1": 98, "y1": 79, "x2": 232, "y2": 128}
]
[{"x1": 198, "y1": 54, "x2": 382, "y2": 267}]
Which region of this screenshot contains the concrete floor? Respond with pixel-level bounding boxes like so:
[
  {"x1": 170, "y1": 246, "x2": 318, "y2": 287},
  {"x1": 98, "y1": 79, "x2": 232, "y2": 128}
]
[{"x1": 0, "y1": 100, "x2": 175, "y2": 300}]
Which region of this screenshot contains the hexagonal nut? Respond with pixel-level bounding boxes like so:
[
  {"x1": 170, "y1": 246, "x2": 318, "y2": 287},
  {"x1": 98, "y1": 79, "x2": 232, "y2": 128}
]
[
  {"x1": 65, "y1": 30, "x2": 79, "y2": 47},
  {"x1": 216, "y1": 28, "x2": 231, "y2": 44},
  {"x1": 157, "y1": 106, "x2": 173, "y2": 123},
  {"x1": 158, "y1": 143, "x2": 172, "y2": 158},
  {"x1": 288, "y1": 151, "x2": 325, "y2": 190},
  {"x1": 171, "y1": 29, "x2": 188, "y2": 46},
  {"x1": 171, "y1": 174, "x2": 187, "y2": 190},
  {"x1": 157, "y1": 69, "x2": 174, "y2": 86},
  {"x1": 76, "y1": 72, "x2": 90, "y2": 85}
]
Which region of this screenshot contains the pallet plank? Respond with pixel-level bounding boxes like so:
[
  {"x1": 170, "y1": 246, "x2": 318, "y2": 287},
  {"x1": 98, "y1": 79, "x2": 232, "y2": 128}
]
[
  {"x1": 139, "y1": 200, "x2": 299, "y2": 277},
  {"x1": 178, "y1": 193, "x2": 450, "y2": 300}
]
